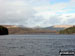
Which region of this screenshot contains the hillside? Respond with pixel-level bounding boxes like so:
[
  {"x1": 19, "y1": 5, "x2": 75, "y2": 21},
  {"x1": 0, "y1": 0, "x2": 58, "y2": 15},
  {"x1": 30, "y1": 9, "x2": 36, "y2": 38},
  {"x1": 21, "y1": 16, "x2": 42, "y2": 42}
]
[
  {"x1": 43, "y1": 25, "x2": 74, "y2": 31},
  {"x1": 2, "y1": 25, "x2": 74, "y2": 34},
  {"x1": 59, "y1": 26, "x2": 75, "y2": 34},
  {"x1": 2, "y1": 25, "x2": 57, "y2": 34},
  {"x1": 43, "y1": 26, "x2": 64, "y2": 31},
  {"x1": 53, "y1": 25, "x2": 73, "y2": 28}
]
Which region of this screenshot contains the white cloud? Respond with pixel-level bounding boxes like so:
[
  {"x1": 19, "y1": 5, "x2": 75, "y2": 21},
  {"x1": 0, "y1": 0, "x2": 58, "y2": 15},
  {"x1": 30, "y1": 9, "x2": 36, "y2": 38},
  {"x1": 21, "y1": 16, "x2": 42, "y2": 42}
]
[
  {"x1": 34, "y1": 2, "x2": 68, "y2": 20},
  {"x1": 0, "y1": 0, "x2": 75, "y2": 27},
  {"x1": 60, "y1": 13, "x2": 75, "y2": 24},
  {"x1": 0, "y1": 0, "x2": 37, "y2": 26}
]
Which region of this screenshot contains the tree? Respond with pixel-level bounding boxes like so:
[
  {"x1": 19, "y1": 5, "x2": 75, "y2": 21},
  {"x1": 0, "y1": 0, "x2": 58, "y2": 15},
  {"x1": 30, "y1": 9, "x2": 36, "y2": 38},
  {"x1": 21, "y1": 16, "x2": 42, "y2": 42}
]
[{"x1": 0, "y1": 26, "x2": 8, "y2": 35}]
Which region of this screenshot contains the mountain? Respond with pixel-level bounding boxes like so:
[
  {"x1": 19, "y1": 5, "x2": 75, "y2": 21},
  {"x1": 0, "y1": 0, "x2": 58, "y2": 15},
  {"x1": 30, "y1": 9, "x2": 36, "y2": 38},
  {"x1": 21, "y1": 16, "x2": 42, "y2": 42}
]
[
  {"x1": 2, "y1": 25, "x2": 57, "y2": 34},
  {"x1": 43, "y1": 26, "x2": 64, "y2": 31},
  {"x1": 43, "y1": 25, "x2": 74, "y2": 31},
  {"x1": 2, "y1": 25, "x2": 17, "y2": 28},
  {"x1": 53, "y1": 25, "x2": 73, "y2": 28},
  {"x1": 2, "y1": 25, "x2": 74, "y2": 34}
]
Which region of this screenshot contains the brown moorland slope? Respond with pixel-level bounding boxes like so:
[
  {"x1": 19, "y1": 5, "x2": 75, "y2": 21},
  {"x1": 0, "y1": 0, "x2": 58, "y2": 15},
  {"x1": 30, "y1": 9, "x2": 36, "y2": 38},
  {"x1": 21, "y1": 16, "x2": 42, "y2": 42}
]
[{"x1": 2, "y1": 25, "x2": 57, "y2": 34}]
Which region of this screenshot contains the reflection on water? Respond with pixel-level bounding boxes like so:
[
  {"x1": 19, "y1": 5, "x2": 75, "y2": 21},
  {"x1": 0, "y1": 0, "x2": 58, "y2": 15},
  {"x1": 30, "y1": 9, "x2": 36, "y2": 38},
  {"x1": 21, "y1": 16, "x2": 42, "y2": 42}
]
[{"x1": 0, "y1": 35, "x2": 75, "y2": 56}]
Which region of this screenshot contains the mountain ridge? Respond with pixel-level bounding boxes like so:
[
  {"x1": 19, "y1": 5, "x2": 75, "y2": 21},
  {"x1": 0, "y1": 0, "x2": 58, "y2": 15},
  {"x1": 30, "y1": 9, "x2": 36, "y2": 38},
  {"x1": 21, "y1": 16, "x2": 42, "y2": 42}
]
[
  {"x1": 1, "y1": 25, "x2": 74, "y2": 34},
  {"x1": 1, "y1": 25, "x2": 56, "y2": 34}
]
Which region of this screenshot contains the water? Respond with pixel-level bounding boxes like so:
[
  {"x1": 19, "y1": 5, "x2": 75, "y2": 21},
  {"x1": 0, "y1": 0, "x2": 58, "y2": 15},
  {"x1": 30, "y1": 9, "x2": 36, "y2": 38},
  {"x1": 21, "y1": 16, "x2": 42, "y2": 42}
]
[{"x1": 0, "y1": 35, "x2": 75, "y2": 56}]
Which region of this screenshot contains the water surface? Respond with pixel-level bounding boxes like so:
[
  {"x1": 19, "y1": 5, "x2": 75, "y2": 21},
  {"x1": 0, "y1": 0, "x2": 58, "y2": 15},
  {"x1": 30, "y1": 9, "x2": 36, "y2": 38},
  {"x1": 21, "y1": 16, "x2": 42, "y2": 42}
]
[{"x1": 0, "y1": 35, "x2": 75, "y2": 56}]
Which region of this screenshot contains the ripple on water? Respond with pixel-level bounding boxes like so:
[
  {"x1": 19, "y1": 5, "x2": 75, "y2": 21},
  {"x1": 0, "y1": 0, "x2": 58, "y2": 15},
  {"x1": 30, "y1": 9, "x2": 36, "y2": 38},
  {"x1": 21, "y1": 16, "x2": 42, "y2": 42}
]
[{"x1": 0, "y1": 35, "x2": 75, "y2": 56}]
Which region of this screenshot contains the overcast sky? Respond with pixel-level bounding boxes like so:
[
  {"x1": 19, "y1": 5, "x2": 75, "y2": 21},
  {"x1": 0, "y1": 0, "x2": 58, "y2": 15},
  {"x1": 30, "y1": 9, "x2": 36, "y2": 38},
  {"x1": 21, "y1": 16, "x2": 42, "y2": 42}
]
[{"x1": 0, "y1": 0, "x2": 75, "y2": 27}]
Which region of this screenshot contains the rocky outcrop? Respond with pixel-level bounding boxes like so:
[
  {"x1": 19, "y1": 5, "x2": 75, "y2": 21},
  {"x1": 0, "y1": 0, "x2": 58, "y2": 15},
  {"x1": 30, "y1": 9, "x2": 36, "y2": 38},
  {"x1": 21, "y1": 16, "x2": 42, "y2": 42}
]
[{"x1": 0, "y1": 26, "x2": 8, "y2": 35}]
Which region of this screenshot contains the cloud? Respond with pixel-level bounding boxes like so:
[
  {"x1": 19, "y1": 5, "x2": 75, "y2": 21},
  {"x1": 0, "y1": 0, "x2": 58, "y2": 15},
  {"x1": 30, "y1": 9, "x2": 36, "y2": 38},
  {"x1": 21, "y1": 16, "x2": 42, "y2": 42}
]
[
  {"x1": 0, "y1": 0, "x2": 36, "y2": 26},
  {"x1": 0, "y1": 0, "x2": 75, "y2": 27}
]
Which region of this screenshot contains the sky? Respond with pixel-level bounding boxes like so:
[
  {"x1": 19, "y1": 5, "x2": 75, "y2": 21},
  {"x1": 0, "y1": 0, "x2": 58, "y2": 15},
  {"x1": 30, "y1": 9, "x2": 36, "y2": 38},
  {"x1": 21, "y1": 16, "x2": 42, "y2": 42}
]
[{"x1": 0, "y1": 0, "x2": 75, "y2": 27}]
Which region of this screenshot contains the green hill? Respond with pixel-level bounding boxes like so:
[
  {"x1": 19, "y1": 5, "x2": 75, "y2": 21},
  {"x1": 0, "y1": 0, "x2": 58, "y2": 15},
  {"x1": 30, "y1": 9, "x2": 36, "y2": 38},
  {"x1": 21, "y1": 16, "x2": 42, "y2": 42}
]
[{"x1": 59, "y1": 26, "x2": 75, "y2": 34}]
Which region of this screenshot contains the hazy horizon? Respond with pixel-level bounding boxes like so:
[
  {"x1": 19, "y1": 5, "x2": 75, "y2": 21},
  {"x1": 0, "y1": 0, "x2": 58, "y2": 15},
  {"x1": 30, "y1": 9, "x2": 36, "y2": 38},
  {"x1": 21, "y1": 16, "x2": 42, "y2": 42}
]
[{"x1": 0, "y1": 0, "x2": 75, "y2": 27}]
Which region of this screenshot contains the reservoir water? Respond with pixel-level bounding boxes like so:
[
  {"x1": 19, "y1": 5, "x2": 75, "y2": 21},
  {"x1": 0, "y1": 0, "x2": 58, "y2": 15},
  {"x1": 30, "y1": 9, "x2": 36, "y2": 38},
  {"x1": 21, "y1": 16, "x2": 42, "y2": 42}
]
[{"x1": 0, "y1": 35, "x2": 75, "y2": 56}]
